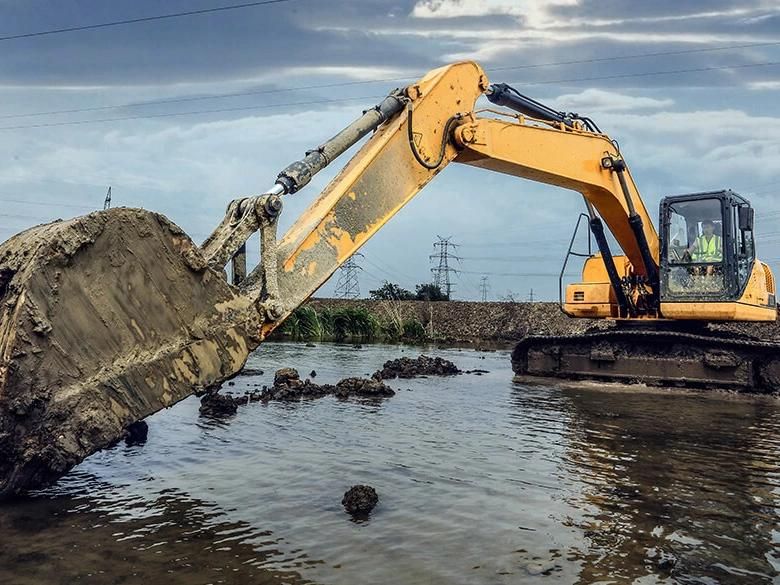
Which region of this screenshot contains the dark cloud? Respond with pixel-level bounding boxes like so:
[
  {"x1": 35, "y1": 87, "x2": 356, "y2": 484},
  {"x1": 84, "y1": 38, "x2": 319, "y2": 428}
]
[
  {"x1": 0, "y1": 0, "x2": 432, "y2": 85},
  {"x1": 1, "y1": 0, "x2": 778, "y2": 91}
]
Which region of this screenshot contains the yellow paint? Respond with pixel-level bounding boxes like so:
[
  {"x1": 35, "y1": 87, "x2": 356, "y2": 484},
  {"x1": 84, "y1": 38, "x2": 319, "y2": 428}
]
[
  {"x1": 661, "y1": 301, "x2": 776, "y2": 322},
  {"x1": 457, "y1": 119, "x2": 657, "y2": 273}
]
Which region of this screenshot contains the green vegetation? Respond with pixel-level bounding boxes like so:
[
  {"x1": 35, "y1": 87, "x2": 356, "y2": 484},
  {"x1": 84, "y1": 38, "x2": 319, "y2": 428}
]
[
  {"x1": 369, "y1": 281, "x2": 415, "y2": 301},
  {"x1": 414, "y1": 283, "x2": 448, "y2": 301},
  {"x1": 278, "y1": 305, "x2": 428, "y2": 343},
  {"x1": 369, "y1": 281, "x2": 448, "y2": 301}
]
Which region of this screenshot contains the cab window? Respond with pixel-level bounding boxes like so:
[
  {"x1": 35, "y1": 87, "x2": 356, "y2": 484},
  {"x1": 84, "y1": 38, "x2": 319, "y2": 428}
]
[{"x1": 665, "y1": 198, "x2": 725, "y2": 295}]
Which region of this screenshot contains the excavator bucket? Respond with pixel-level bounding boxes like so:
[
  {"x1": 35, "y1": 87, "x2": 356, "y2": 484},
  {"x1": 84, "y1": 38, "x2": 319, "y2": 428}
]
[{"x1": 0, "y1": 208, "x2": 264, "y2": 499}]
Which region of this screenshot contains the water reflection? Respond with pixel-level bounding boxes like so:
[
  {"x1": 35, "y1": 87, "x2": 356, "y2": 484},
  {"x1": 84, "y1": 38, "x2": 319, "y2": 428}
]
[
  {"x1": 554, "y1": 387, "x2": 780, "y2": 583},
  {"x1": 0, "y1": 472, "x2": 312, "y2": 585}
]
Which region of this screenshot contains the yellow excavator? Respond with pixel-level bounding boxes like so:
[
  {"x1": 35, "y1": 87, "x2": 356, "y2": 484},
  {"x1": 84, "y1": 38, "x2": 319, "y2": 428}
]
[{"x1": 1, "y1": 61, "x2": 778, "y2": 498}]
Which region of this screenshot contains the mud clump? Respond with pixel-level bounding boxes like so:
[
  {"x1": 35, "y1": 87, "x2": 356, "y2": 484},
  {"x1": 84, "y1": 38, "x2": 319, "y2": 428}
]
[
  {"x1": 124, "y1": 421, "x2": 149, "y2": 446},
  {"x1": 334, "y1": 377, "x2": 395, "y2": 399},
  {"x1": 261, "y1": 368, "x2": 393, "y2": 402},
  {"x1": 274, "y1": 367, "x2": 303, "y2": 387},
  {"x1": 199, "y1": 392, "x2": 241, "y2": 418},
  {"x1": 342, "y1": 484, "x2": 378, "y2": 516},
  {"x1": 374, "y1": 355, "x2": 461, "y2": 380},
  {"x1": 262, "y1": 367, "x2": 335, "y2": 400}
]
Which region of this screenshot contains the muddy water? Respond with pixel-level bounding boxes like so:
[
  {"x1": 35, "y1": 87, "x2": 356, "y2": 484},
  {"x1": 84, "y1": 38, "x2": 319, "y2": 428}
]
[{"x1": 1, "y1": 343, "x2": 779, "y2": 584}]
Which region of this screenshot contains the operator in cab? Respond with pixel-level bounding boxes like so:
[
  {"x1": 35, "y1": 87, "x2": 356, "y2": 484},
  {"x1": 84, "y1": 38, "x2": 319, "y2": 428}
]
[{"x1": 688, "y1": 219, "x2": 722, "y2": 263}]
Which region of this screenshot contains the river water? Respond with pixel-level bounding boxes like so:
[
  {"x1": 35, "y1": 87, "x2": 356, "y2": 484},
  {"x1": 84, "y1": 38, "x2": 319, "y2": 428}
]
[{"x1": 1, "y1": 342, "x2": 779, "y2": 585}]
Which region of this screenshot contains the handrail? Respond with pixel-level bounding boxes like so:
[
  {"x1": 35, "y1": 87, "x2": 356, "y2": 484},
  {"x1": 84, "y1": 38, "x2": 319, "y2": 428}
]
[{"x1": 559, "y1": 213, "x2": 592, "y2": 310}]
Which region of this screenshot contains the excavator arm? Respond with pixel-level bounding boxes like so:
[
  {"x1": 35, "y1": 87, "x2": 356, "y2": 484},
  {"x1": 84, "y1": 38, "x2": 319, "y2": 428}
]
[{"x1": 251, "y1": 60, "x2": 659, "y2": 331}]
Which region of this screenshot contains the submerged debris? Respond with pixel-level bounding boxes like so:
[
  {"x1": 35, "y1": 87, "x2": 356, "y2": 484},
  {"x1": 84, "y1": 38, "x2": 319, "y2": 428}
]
[
  {"x1": 373, "y1": 355, "x2": 461, "y2": 379},
  {"x1": 261, "y1": 368, "x2": 393, "y2": 401},
  {"x1": 334, "y1": 377, "x2": 395, "y2": 399},
  {"x1": 342, "y1": 484, "x2": 379, "y2": 516},
  {"x1": 124, "y1": 421, "x2": 149, "y2": 446},
  {"x1": 199, "y1": 392, "x2": 241, "y2": 418},
  {"x1": 200, "y1": 354, "x2": 462, "y2": 416}
]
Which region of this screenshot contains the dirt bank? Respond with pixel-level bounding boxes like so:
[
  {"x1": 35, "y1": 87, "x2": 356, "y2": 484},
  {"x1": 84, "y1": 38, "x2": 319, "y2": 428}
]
[
  {"x1": 305, "y1": 298, "x2": 602, "y2": 344},
  {"x1": 307, "y1": 298, "x2": 780, "y2": 344}
]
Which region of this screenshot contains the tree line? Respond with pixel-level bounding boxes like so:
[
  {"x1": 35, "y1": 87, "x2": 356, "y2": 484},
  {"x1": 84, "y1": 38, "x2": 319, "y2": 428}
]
[{"x1": 368, "y1": 281, "x2": 448, "y2": 301}]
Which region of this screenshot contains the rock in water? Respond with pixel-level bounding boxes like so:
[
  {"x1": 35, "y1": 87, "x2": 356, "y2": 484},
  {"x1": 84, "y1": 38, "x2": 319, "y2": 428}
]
[
  {"x1": 124, "y1": 420, "x2": 149, "y2": 446},
  {"x1": 199, "y1": 392, "x2": 239, "y2": 418},
  {"x1": 373, "y1": 355, "x2": 461, "y2": 379},
  {"x1": 342, "y1": 485, "x2": 378, "y2": 515},
  {"x1": 259, "y1": 368, "x2": 393, "y2": 402},
  {"x1": 334, "y1": 378, "x2": 395, "y2": 399},
  {"x1": 274, "y1": 367, "x2": 301, "y2": 387}
]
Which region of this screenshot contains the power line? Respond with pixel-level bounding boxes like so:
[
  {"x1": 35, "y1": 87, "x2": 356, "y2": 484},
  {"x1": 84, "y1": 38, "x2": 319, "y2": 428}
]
[
  {"x1": 5, "y1": 40, "x2": 780, "y2": 121},
  {"x1": 0, "y1": 0, "x2": 300, "y2": 42},
  {"x1": 0, "y1": 95, "x2": 382, "y2": 131},
  {"x1": 492, "y1": 40, "x2": 780, "y2": 71},
  {"x1": 516, "y1": 60, "x2": 780, "y2": 87},
  {"x1": 479, "y1": 276, "x2": 490, "y2": 302},
  {"x1": 0, "y1": 197, "x2": 95, "y2": 210},
  {"x1": 361, "y1": 255, "x2": 416, "y2": 285},
  {"x1": 0, "y1": 80, "x2": 405, "y2": 121},
  {"x1": 3, "y1": 60, "x2": 779, "y2": 132},
  {"x1": 460, "y1": 269, "x2": 577, "y2": 277},
  {"x1": 334, "y1": 253, "x2": 363, "y2": 299},
  {"x1": 430, "y1": 236, "x2": 460, "y2": 299}
]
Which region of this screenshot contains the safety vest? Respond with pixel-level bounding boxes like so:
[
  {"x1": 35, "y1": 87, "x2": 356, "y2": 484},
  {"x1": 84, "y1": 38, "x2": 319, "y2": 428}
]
[{"x1": 693, "y1": 234, "x2": 722, "y2": 262}]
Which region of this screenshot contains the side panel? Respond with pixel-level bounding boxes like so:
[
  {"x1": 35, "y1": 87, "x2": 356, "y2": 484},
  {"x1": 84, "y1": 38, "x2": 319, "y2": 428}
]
[
  {"x1": 563, "y1": 255, "x2": 631, "y2": 318},
  {"x1": 660, "y1": 302, "x2": 776, "y2": 321}
]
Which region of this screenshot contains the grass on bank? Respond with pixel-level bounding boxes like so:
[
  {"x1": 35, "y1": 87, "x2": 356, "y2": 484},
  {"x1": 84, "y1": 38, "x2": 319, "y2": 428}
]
[{"x1": 277, "y1": 305, "x2": 427, "y2": 342}]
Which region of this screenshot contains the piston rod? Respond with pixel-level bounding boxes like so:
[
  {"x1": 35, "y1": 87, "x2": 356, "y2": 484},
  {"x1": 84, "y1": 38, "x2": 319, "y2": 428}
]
[{"x1": 272, "y1": 92, "x2": 407, "y2": 195}]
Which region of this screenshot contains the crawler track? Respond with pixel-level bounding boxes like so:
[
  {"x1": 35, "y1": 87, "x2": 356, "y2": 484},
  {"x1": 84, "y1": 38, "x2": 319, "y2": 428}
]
[{"x1": 512, "y1": 328, "x2": 780, "y2": 393}]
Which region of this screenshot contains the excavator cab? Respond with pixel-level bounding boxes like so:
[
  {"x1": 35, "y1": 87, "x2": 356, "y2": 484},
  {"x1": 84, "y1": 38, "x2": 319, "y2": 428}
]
[{"x1": 659, "y1": 190, "x2": 776, "y2": 320}]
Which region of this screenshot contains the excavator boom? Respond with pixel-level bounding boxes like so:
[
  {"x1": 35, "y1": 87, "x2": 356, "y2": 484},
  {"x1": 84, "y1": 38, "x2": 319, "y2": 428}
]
[{"x1": 1, "y1": 61, "x2": 777, "y2": 499}]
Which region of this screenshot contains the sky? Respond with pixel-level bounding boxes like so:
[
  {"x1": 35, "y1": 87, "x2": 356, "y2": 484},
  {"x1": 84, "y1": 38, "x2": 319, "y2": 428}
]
[{"x1": 1, "y1": 0, "x2": 779, "y2": 301}]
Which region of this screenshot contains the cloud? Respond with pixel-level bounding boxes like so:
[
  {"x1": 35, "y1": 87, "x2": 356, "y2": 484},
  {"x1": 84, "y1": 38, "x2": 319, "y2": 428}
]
[
  {"x1": 411, "y1": 0, "x2": 579, "y2": 28},
  {"x1": 552, "y1": 89, "x2": 674, "y2": 112},
  {"x1": 747, "y1": 80, "x2": 780, "y2": 90},
  {"x1": 603, "y1": 108, "x2": 780, "y2": 194}
]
